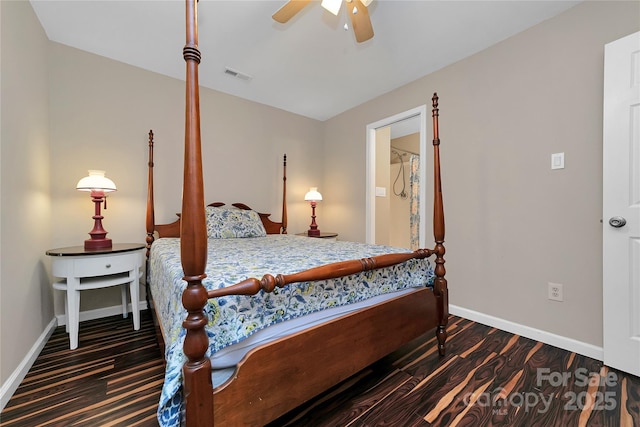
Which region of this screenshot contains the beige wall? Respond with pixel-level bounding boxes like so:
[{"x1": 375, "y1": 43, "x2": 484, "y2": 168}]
[
  {"x1": 388, "y1": 162, "x2": 410, "y2": 248},
  {"x1": 323, "y1": 1, "x2": 640, "y2": 347},
  {"x1": 47, "y1": 42, "x2": 324, "y2": 313},
  {"x1": 1, "y1": 0, "x2": 53, "y2": 384},
  {"x1": 374, "y1": 127, "x2": 390, "y2": 245}
]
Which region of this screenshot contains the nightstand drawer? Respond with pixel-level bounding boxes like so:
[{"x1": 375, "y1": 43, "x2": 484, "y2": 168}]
[{"x1": 72, "y1": 254, "x2": 136, "y2": 277}]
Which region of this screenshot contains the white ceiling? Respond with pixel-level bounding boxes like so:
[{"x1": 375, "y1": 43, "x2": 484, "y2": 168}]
[{"x1": 30, "y1": 0, "x2": 580, "y2": 121}]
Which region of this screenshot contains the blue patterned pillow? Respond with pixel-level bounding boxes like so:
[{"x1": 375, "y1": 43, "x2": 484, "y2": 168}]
[{"x1": 205, "y1": 206, "x2": 267, "y2": 239}]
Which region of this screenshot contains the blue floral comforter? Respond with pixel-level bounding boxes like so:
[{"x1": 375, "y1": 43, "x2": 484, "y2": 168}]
[{"x1": 149, "y1": 235, "x2": 434, "y2": 426}]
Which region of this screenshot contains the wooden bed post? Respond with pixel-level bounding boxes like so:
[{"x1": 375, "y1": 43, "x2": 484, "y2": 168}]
[
  {"x1": 145, "y1": 130, "x2": 156, "y2": 310},
  {"x1": 431, "y1": 93, "x2": 449, "y2": 356},
  {"x1": 181, "y1": 1, "x2": 214, "y2": 426},
  {"x1": 282, "y1": 154, "x2": 288, "y2": 234},
  {"x1": 146, "y1": 130, "x2": 155, "y2": 260}
]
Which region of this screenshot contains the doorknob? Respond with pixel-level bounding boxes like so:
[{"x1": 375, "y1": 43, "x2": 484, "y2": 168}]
[{"x1": 609, "y1": 216, "x2": 627, "y2": 228}]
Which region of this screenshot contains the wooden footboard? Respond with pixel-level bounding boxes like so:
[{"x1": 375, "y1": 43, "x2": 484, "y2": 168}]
[
  {"x1": 213, "y1": 288, "x2": 438, "y2": 426},
  {"x1": 206, "y1": 249, "x2": 435, "y2": 299}
]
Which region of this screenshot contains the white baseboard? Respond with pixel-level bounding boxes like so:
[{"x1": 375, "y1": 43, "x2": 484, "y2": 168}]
[
  {"x1": 55, "y1": 300, "x2": 149, "y2": 326},
  {"x1": 1, "y1": 301, "x2": 149, "y2": 411},
  {"x1": 0, "y1": 317, "x2": 57, "y2": 412},
  {"x1": 450, "y1": 305, "x2": 604, "y2": 361}
]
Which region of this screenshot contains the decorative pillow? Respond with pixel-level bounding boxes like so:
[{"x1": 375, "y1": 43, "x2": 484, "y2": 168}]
[{"x1": 205, "y1": 205, "x2": 267, "y2": 239}]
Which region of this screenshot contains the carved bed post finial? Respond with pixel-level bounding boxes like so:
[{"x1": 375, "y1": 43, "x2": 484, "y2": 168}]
[
  {"x1": 431, "y1": 92, "x2": 448, "y2": 356},
  {"x1": 181, "y1": 0, "x2": 214, "y2": 425},
  {"x1": 432, "y1": 93, "x2": 439, "y2": 146},
  {"x1": 282, "y1": 154, "x2": 288, "y2": 234}
]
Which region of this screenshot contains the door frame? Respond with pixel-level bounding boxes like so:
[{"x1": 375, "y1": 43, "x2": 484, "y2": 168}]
[{"x1": 365, "y1": 105, "x2": 427, "y2": 246}]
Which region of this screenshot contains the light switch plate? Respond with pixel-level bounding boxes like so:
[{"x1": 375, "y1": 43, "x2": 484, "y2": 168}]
[
  {"x1": 551, "y1": 152, "x2": 565, "y2": 170},
  {"x1": 375, "y1": 186, "x2": 387, "y2": 197}
]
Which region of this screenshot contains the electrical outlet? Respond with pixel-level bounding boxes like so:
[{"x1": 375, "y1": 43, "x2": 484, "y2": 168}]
[{"x1": 548, "y1": 282, "x2": 563, "y2": 302}]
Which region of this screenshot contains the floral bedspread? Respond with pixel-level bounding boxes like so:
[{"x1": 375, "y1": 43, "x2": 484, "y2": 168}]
[{"x1": 149, "y1": 235, "x2": 434, "y2": 427}]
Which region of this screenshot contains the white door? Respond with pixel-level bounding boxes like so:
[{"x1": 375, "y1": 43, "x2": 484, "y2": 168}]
[{"x1": 603, "y1": 31, "x2": 640, "y2": 376}]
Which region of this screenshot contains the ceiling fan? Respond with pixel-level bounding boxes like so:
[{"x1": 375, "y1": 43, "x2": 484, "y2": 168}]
[{"x1": 272, "y1": 0, "x2": 374, "y2": 43}]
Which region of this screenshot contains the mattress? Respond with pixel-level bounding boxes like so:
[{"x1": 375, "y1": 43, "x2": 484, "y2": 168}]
[{"x1": 149, "y1": 234, "x2": 434, "y2": 427}]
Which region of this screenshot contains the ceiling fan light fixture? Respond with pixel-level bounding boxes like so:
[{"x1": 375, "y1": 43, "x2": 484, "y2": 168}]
[
  {"x1": 273, "y1": 0, "x2": 373, "y2": 43},
  {"x1": 321, "y1": 0, "x2": 342, "y2": 16}
]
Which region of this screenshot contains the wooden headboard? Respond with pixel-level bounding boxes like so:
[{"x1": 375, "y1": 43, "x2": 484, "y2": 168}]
[{"x1": 145, "y1": 130, "x2": 288, "y2": 256}]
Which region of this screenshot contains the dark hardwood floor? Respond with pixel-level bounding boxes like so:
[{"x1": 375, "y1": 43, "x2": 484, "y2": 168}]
[
  {"x1": 0, "y1": 312, "x2": 164, "y2": 427},
  {"x1": 1, "y1": 311, "x2": 639, "y2": 426}
]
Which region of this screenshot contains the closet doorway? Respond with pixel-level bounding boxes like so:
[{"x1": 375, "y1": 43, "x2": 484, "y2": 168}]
[{"x1": 366, "y1": 105, "x2": 428, "y2": 249}]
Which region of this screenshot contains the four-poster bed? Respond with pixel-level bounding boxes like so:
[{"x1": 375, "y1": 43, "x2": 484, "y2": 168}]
[{"x1": 145, "y1": 1, "x2": 448, "y2": 426}]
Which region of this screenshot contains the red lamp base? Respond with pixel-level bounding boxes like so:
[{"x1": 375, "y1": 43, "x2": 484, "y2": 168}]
[
  {"x1": 84, "y1": 237, "x2": 112, "y2": 250},
  {"x1": 84, "y1": 191, "x2": 112, "y2": 251},
  {"x1": 307, "y1": 200, "x2": 321, "y2": 237}
]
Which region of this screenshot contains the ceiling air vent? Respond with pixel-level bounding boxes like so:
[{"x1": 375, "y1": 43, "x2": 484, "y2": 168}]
[{"x1": 224, "y1": 67, "x2": 252, "y2": 81}]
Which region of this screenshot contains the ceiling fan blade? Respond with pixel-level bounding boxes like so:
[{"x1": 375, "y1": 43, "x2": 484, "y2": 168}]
[
  {"x1": 348, "y1": 0, "x2": 374, "y2": 43},
  {"x1": 272, "y1": 0, "x2": 312, "y2": 23}
]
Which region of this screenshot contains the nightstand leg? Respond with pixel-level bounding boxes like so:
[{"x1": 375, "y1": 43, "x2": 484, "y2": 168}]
[
  {"x1": 130, "y1": 269, "x2": 140, "y2": 331},
  {"x1": 120, "y1": 285, "x2": 128, "y2": 318},
  {"x1": 64, "y1": 293, "x2": 69, "y2": 333},
  {"x1": 67, "y1": 278, "x2": 80, "y2": 350}
]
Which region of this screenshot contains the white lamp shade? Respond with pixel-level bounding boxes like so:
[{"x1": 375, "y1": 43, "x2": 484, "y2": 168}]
[
  {"x1": 304, "y1": 187, "x2": 323, "y2": 202},
  {"x1": 321, "y1": 0, "x2": 342, "y2": 16},
  {"x1": 76, "y1": 170, "x2": 117, "y2": 192}
]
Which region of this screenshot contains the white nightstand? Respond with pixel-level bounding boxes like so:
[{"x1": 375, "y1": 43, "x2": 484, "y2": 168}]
[
  {"x1": 46, "y1": 243, "x2": 145, "y2": 349},
  {"x1": 296, "y1": 232, "x2": 338, "y2": 241}
]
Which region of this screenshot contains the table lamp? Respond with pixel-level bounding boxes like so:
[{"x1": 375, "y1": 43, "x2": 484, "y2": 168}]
[
  {"x1": 304, "y1": 187, "x2": 322, "y2": 237},
  {"x1": 76, "y1": 170, "x2": 117, "y2": 250}
]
